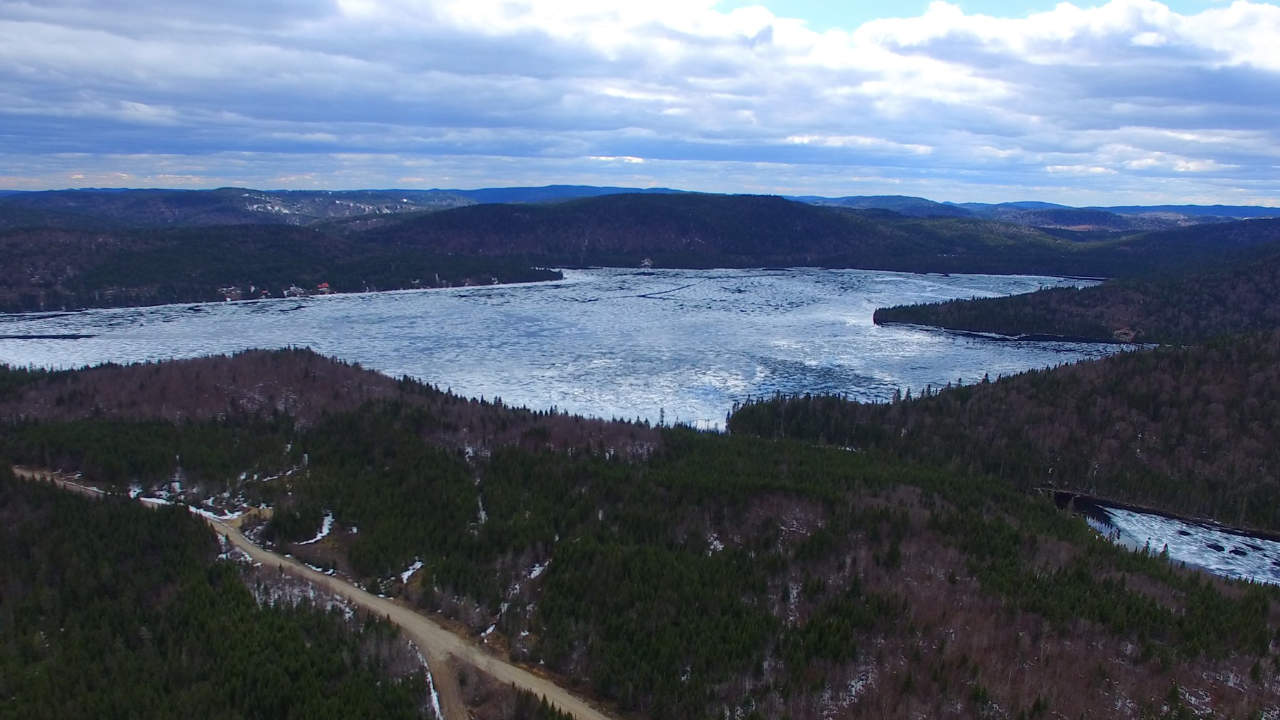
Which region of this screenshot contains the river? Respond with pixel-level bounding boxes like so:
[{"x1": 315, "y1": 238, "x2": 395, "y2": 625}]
[{"x1": 1076, "y1": 499, "x2": 1280, "y2": 586}]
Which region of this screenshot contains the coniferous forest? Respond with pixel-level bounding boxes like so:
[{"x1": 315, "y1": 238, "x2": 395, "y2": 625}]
[
  {"x1": 9, "y1": 0, "x2": 1280, "y2": 715},
  {"x1": 0, "y1": 466, "x2": 434, "y2": 719},
  {"x1": 6, "y1": 189, "x2": 1280, "y2": 720},
  {"x1": 874, "y1": 231, "x2": 1280, "y2": 344},
  {"x1": 3, "y1": 348, "x2": 1280, "y2": 719}
]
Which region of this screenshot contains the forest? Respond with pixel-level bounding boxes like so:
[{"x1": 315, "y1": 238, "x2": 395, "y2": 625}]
[
  {"x1": 0, "y1": 465, "x2": 435, "y2": 719},
  {"x1": 728, "y1": 330, "x2": 1280, "y2": 532},
  {"x1": 875, "y1": 225, "x2": 1280, "y2": 344},
  {"x1": 7, "y1": 192, "x2": 1280, "y2": 313},
  {"x1": 362, "y1": 194, "x2": 1280, "y2": 277},
  {"x1": 0, "y1": 224, "x2": 560, "y2": 313},
  {"x1": 3, "y1": 349, "x2": 1280, "y2": 718}
]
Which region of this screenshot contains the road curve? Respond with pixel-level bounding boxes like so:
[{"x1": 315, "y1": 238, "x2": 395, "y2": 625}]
[
  {"x1": 13, "y1": 467, "x2": 615, "y2": 720},
  {"x1": 207, "y1": 517, "x2": 614, "y2": 720}
]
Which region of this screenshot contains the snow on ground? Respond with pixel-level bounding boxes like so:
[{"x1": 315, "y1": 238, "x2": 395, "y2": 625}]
[
  {"x1": 411, "y1": 644, "x2": 445, "y2": 720},
  {"x1": 137, "y1": 496, "x2": 173, "y2": 507},
  {"x1": 304, "y1": 561, "x2": 337, "y2": 576},
  {"x1": 246, "y1": 566, "x2": 353, "y2": 619},
  {"x1": 297, "y1": 512, "x2": 335, "y2": 545},
  {"x1": 529, "y1": 561, "x2": 549, "y2": 579},
  {"x1": 706, "y1": 532, "x2": 724, "y2": 555},
  {"x1": 188, "y1": 505, "x2": 244, "y2": 522},
  {"x1": 818, "y1": 666, "x2": 877, "y2": 719},
  {"x1": 400, "y1": 560, "x2": 424, "y2": 584},
  {"x1": 1094, "y1": 505, "x2": 1280, "y2": 585}
]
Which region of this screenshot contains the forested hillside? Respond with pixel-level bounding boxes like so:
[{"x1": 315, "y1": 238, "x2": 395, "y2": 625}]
[
  {"x1": 0, "y1": 225, "x2": 559, "y2": 312},
  {"x1": 730, "y1": 331, "x2": 1280, "y2": 531},
  {"x1": 3, "y1": 349, "x2": 1279, "y2": 719},
  {"x1": 8, "y1": 192, "x2": 1280, "y2": 313},
  {"x1": 875, "y1": 221, "x2": 1280, "y2": 344},
  {"x1": 362, "y1": 193, "x2": 1280, "y2": 277},
  {"x1": 0, "y1": 467, "x2": 434, "y2": 718},
  {"x1": 0, "y1": 188, "x2": 472, "y2": 228}
]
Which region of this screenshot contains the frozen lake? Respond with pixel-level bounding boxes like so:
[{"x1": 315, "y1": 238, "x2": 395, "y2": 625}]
[{"x1": 0, "y1": 267, "x2": 1119, "y2": 428}]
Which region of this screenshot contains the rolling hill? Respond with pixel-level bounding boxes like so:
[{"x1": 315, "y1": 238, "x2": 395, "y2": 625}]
[
  {"x1": 874, "y1": 219, "x2": 1280, "y2": 344},
  {"x1": 3, "y1": 348, "x2": 1279, "y2": 719}
]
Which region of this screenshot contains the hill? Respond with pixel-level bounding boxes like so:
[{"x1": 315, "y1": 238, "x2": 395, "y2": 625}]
[
  {"x1": 952, "y1": 202, "x2": 1236, "y2": 232},
  {"x1": 5, "y1": 186, "x2": 1277, "y2": 233},
  {"x1": 8, "y1": 190, "x2": 1280, "y2": 313},
  {"x1": 788, "y1": 194, "x2": 973, "y2": 218},
  {"x1": 729, "y1": 330, "x2": 1280, "y2": 532},
  {"x1": 874, "y1": 219, "x2": 1280, "y2": 344},
  {"x1": 1102, "y1": 204, "x2": 1280, "y2": 219},
  {"x1": 0, "y1": 466, "x2": 437, "y2": 718},
  {"x1": 366, "y1": 192, "x2": 1280, "y2": 277},
  {"x1": 2, "y1": 349, "x2": 1279, "y2": 719},
  {"x1": 0, "y1": 224, "x2": 559, "y2": 312},
  {"x1": 0, "y1": 187, "x2": 474, "y2": 229},
  {"x1": 445, "y1": 184, "x2": 685, "y2": 204}
]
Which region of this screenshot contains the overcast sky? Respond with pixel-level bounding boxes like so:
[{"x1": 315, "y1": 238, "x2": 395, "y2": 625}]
[{"x1": 1, "y1": 0, "x2": 1277, "y2": 204}]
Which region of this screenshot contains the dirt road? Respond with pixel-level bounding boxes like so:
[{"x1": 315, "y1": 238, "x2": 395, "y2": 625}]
[
  {"x1": 11, "y1": 467, "x2": 614, "y2": 720},
  {"x1": 207, "y1": 517, "x2": 614, "y2": 720}
]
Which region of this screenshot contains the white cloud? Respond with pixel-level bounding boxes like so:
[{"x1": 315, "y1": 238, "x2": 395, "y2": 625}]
[
  {"x1": 589, "y1": 155, "x2": 646, "y2": 163},
  {"x1": 1045, "y1": 164, "x2": 1118, "y2": 175},
  {"x1": 0, "y1": 0, "x2": 1276, "y2": 203}
]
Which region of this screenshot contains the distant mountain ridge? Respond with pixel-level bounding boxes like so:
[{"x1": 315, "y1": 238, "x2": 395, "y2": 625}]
[
  {"x1": 363, "y1": 192, "x2": 1280, "y2": 278},
  {"x1": 0, "y1": 187, "x2": 475, "y2": 229},
  {"x1": 3, "y1": 185, "x2": 1276, "y2": 232},
  {"x1": 7, "y1": 191, "x2": 1280, "y2": 312},
  {"x1": 440, "y1": 184, "x2": 687, "y2": 204}
]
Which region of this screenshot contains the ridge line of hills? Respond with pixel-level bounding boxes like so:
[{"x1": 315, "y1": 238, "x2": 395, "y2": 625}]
[
  {"x1": 7, "y1": 188, "x2": 1280, "y2": 313},
  {"x1": 2, "y1": 184, "x2": 1276, "y2": 231}
]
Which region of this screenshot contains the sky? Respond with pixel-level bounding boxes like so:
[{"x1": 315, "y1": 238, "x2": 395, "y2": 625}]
[{"x1": 0, "y1": 0, "x2": 1277, "y2": 204}]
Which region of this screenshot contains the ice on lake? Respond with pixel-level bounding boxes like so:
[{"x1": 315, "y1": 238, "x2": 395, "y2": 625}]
[
  {"x1": 1087, "y1": 505, "x2": 1280, "y2": 586},
  {"x1": 0, "y1": 267, "x2": 1120, "y2": 428}
]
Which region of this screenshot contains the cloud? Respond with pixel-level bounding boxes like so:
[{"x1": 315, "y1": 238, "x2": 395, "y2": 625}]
[{"x1": 0, "y1": 0, "x2": 1276, "y2": 203}]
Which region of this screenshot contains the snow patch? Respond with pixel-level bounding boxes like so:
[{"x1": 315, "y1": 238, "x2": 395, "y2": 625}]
[
  {"x1": 303, "y1": 561, "x2": 336, "y2": 576},
  {"x1": 187, "y1": 505, "x2": 244, "y2": 522},
  {"x1": 297, "y1": 512, "x2": 334, "y2": 545},
  {"x1": 138, "y1": 496, "x2": 173, "y2": 507},
  {"x1": 400, "y1": 560, "x2": 423, "y2": 584},
  {"x1": 707, "y1": 532, "x2": 724, "y2": 555},
  {"x1": 411, "y1": 644, "x2": 444, "y2": 720},
  {"x1": 529, "y1": 561, "x2": 549, "y2": 579}
]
